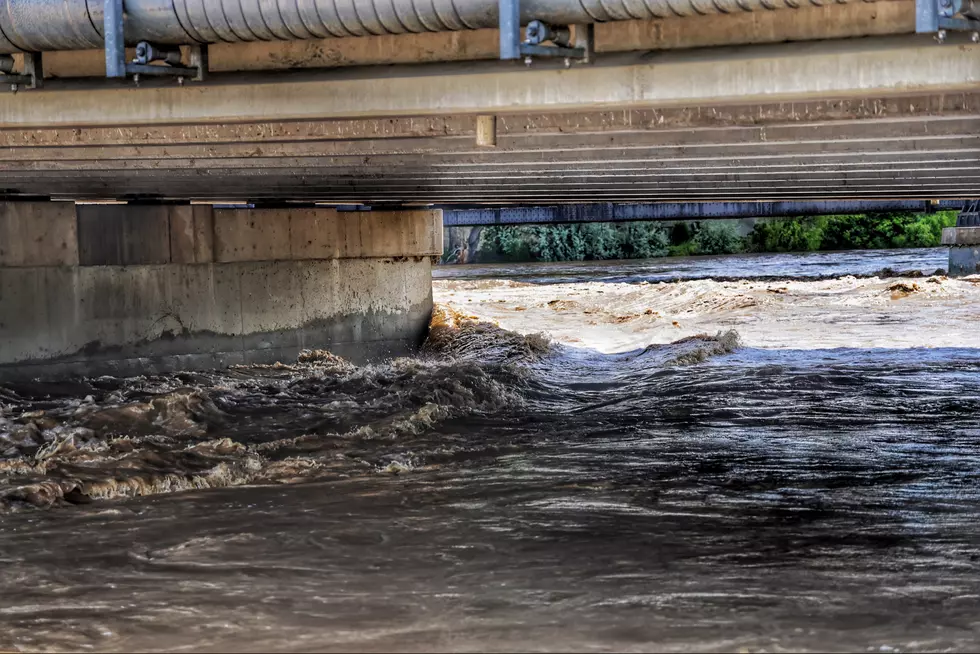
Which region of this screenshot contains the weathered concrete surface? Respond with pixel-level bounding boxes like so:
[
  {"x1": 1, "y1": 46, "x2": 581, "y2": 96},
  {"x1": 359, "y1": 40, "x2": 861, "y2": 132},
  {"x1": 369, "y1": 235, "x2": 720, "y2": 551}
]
[
  {"x1": 0, "y1": 258, "x2": 434, "y2": 380},
  {"x1": 213, "y1": 208, "x2": 293, "y2": 263},
  {"x1": 942, "y1": 219, "x2": 980, "y2": 277},
  {"x1": 169, "y1": 205, "x2": 215, "y2": 264},
  {"x1": 0, "y1": 203, "x2": 442, "y2": 380},
  {"x1": 77, "y1": 204, "x2": 174, "y2": 266},
  {"x1": 942, "y1": 227, "x2": 980, "y2": 246},
  {"x1": 943, "y1": 226, "x2": 980, "y2": 277},
  {"x1": 0, "y1": 202, "x2": 77, "y2": 267},
  {"x1": 948, "y1": 246, "x2": 980, "y2": 277},
  {"x1": 77, "y1": 203, "x2": 219, "y2": 266},
  {"x1": 212, "y1": 208, "x2": 442, "y2": 262}
]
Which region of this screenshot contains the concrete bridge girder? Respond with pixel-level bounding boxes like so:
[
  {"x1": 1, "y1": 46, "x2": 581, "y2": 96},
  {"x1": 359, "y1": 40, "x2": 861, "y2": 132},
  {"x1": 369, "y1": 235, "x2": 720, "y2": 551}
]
[
  {"x1": 0, "y1": 36, "x2": 976, "y2": 203},
  {"x1": 2, "y1": 37, "x2": 978, "y2": 128},
  {"x1": 2, "y1": 94, "x2": 972, "y2": 148},
  {"x1": 0, "y1": 113, "x2": 976, "y2": 163}
]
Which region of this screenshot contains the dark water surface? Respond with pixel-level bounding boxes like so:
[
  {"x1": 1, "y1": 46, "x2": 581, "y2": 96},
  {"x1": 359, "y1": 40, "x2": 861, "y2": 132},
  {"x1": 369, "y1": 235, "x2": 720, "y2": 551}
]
[{"x1": 3, "y1": 249, "x2": 980, "y2": 652}]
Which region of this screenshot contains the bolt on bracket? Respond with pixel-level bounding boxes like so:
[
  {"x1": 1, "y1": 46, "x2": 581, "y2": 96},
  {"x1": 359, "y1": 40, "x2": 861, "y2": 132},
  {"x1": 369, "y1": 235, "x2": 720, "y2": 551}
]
[
  {"x1": 916, "y1": 0, "x2": 980, "y2": 36},
  {"x1": 104, "y1": 0, "x2": 207, "y2": 81},
  {"x1": 0, "y1": 52, "x2": 43, "y2": 91},
  {"x1": 498, "y1": 0, "x2": 593, "y2": 63}
]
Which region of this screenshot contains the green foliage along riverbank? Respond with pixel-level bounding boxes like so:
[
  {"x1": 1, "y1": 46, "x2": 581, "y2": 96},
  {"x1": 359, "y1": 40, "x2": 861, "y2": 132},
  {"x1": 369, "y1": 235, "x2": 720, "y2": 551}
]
[
  {"x1": 748, "y1": 212, "x2": 956, "y2": 253},
  {"x1": 478, "y1": 222, "x2": 670, "y2": 262},
  {"x1": 442, "y1": 211, "x2": 959, "y2": 264}
]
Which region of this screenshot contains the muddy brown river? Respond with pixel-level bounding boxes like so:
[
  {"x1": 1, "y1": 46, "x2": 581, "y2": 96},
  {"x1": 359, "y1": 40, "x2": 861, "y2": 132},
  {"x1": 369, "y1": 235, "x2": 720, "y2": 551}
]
[{"x1": 2, "y1": 248, "x2": 980, "y2": 652}]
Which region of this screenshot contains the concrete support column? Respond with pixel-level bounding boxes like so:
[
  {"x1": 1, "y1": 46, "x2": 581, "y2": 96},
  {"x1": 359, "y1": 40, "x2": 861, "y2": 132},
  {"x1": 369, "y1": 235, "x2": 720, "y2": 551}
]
[
  {"x1": 942, "y1": 202, "x2": 980, "y2": 277},
  {"x1": 0, "y1": 202, "x2": 442, "y2": 380}
]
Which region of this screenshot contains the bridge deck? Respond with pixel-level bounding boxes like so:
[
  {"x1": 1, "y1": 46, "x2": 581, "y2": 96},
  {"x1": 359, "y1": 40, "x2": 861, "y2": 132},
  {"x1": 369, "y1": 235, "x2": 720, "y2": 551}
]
[{"x1": 0, "y1": 35, "x2": 977, "y2": 204}]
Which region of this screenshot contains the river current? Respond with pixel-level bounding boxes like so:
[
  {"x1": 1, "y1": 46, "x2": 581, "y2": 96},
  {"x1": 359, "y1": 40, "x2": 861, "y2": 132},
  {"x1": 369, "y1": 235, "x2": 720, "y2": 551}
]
[{"x1": 2, "y1": 248, "x2": 980, "y2": 652}]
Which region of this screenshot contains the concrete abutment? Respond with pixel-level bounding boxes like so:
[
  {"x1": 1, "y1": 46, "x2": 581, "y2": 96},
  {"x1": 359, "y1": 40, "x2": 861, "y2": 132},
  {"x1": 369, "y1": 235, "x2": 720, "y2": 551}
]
[
  {"x1": 942, "y1": 203, "x2": 980, "y2": 277},
  {"x1": 0, "y1": 202, "x2": 442, "y2": 381}
]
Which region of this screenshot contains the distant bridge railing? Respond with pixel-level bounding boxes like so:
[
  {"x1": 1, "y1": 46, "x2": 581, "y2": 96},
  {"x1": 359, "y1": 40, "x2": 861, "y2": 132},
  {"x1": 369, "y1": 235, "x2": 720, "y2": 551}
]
[{"x1": 441, "y1": 200, "x2": 968, "y2": 227}]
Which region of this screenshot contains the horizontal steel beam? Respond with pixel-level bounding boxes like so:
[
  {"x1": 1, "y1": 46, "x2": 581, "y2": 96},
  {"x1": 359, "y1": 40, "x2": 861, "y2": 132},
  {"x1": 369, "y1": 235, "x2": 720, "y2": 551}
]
[
  {"x1": 0, "y1": 36, "x2": 976, "y2": 128},
  {"x1": 442, "y1": 200, "x2": 968, "y2": 225}
]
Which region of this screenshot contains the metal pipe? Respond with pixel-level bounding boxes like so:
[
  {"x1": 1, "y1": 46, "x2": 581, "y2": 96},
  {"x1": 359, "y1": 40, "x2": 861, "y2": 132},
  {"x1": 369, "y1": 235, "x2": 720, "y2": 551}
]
[{"x1": 0, "y1": 0, "x2": 885, "y2": 53}]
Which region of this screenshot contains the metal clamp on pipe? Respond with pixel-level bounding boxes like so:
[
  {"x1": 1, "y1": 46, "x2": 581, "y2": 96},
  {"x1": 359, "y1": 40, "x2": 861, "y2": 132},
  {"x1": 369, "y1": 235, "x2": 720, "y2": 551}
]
[
  {"x1": 0, "y1": 53, "x2": 42, "y2": 91},
  {"x1": 104, "y1": 0, "x2": 207, "y2": 83},
  {"x1": 916, "y1": 0, "x2": 980, "y2": 41},
  {"x1": 498, "y1": 0, "x2": 593, "y2": 65}
]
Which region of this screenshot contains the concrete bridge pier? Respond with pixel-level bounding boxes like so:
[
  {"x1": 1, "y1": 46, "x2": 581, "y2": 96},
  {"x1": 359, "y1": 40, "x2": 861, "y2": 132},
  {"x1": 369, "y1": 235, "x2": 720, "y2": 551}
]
[
  {"x1": 943, "y1": 202, "x2": 980, "y2": 277},
  {"x1": 0, "y1": 202, "x2": 441, "y2": 381}
]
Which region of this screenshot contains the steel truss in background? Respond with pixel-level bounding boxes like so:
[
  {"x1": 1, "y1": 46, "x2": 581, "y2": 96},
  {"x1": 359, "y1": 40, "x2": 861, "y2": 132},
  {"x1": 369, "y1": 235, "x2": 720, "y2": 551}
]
[{"x1": 441, "y1": 200, "x2": 969, "y2": 226}]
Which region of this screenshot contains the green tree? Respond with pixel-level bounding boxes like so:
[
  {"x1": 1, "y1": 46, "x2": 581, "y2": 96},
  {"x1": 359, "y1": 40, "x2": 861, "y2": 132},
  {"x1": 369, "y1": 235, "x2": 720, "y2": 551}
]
[
  {"x1": 694, "y1": 221, "x2": 744, "y2": 255},
  {"x1": 749, "y1": 216, "x2": 827, "y2": 252},
  {"x1": 478, "y1": 225, "x2": 531, "y2": 261},
  {"x1": 819, "y1": 212, "x2": 957, "y2": 251},
  {"x1": 460, "y1": 211, "x2": 956, "y2": 264},
  {"x1": 620, "y1": 223, "x2": 669, "y2": 259}
]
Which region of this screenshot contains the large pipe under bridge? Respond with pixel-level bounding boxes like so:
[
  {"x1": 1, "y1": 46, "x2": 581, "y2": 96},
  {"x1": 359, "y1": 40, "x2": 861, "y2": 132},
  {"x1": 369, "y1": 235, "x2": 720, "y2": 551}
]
[{"x1": 0, "y1": 0, "x2": 889, "y2": 53}]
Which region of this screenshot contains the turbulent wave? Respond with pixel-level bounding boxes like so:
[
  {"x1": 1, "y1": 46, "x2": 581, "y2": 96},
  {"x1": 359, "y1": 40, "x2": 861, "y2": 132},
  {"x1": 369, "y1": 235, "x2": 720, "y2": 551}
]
[
  {"x1": 0, "y1": 307, "x2": 535, "y2": 511},
  {"x1": 647, "y1": 330, "x2": 742, "y2": 366},
  {"x1": 424, "y1": 304, "x2": 551, "y2": 364},
  {"x1": 0, "y1": 304, "x2": 740, "y2": 511}
]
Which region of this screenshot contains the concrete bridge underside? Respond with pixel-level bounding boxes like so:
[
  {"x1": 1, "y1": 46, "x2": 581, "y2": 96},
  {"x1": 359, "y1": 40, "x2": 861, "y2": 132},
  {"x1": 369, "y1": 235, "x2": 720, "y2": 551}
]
[
  {"x1": 0, "y1": 35, "x2": 977, "y2": 205},
  {"x1": 2, "y1": 21, "x2": 980, "y2": 380}
]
